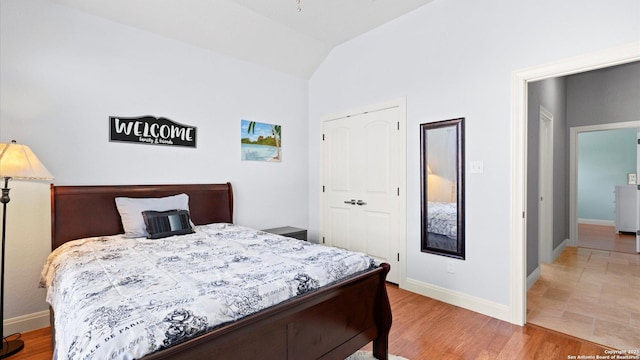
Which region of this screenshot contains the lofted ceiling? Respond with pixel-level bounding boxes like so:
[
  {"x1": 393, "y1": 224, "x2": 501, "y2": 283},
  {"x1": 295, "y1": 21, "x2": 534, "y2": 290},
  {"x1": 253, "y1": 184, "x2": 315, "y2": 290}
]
[{"x1": 50, "y1": 0, "x2": 435, "y2": 79}]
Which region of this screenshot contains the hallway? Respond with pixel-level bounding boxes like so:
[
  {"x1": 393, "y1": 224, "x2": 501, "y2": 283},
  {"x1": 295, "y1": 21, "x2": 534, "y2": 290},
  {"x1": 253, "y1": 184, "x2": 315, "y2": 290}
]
[{"x1": 526, "y1": 246, "x2": 640, "y2": 350}]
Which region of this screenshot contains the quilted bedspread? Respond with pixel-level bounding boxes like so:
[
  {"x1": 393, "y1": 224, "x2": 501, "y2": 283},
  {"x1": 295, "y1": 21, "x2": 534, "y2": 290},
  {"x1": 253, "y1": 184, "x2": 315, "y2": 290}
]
[
  {"x1": 40, "y1": 223, "x2": 375, "y2": 360},
  {"x1": 427, "y1": 201, "x2": 457, "y2": 239}
]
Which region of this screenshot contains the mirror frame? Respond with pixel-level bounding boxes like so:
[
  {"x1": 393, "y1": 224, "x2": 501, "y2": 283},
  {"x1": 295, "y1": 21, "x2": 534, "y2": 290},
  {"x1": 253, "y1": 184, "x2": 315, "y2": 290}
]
[{"x1": 420, "y1": 118, "x2": 465, "y2": 259}]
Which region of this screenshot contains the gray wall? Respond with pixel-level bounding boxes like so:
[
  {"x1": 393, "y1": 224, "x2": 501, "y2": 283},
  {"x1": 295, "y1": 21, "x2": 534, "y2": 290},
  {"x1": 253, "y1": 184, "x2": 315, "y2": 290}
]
[
  {"x1": 567, "y1": 61, "x2": 640, "y2": 127},
  {"x1": 527, "y1": 61, "x2": 640, "y2": 276},
  {"x1": 527, "y1": 77, "x2": 568, "y2": 276}
]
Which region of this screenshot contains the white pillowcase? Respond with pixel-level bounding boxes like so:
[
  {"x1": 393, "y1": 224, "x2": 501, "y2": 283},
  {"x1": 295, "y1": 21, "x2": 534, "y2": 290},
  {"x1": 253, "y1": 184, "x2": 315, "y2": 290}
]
[{"x1": 115, "y1": 193, "x2": 191, "y2": 238}]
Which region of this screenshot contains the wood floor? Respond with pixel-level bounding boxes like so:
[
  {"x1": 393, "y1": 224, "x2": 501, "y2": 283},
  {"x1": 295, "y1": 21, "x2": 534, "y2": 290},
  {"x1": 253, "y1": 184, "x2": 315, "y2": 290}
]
[
  {"x1": 10, "y1": 285, "x2": 612, "y2": 360},
  {"x1": 577, "y1": 223, "x2": 637, "y2": 254}
]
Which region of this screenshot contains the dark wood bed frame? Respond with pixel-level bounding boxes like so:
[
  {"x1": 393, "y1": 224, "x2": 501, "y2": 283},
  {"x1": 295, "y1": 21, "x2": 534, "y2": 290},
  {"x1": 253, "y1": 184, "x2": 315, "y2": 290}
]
[{"x1": 49, "y1": 183, "x2": 392, "y2": 360}]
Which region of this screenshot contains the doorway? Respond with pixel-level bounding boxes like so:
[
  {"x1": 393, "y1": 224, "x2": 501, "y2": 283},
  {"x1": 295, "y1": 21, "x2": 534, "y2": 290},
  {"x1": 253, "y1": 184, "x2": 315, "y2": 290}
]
[
  {"x1": 571, "y1": 125, "x2": 640, "y2": 254},
  {"x1": 524, "y1": 50, "x2": 637, "y2": 346},
  {"x1": 509, "y1": 43, "x2": 640, "y2": 326}
]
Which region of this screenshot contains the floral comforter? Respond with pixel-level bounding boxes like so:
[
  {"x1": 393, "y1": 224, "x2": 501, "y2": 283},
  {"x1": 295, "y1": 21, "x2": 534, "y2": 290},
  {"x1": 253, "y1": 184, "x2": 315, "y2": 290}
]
[{"x1": 40, "y1": 223, "x2": 375, "y2": 360}]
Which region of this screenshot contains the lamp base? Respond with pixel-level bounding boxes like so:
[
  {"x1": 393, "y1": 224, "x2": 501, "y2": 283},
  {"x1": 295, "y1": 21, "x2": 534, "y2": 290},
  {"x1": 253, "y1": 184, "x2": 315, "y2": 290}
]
[{"x1": 0, "y1": 339, "x2": 24, "y2": 358}]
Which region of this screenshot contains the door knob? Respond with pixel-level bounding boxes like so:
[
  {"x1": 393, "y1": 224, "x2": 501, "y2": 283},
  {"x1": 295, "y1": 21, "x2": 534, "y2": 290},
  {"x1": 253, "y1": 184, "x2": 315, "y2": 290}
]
[
  {"x1": 344, "y1": 199, "x2": 356, "y2": 205},
  {"x1": 356, "y1": 200, "x2": 367, "y2": 206}
]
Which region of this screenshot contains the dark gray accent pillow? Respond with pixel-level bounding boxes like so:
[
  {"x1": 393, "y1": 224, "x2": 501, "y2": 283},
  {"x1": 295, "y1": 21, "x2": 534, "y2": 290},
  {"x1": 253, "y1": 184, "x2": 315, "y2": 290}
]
[{"x1": 142, "y1": 209, "x2": 195, "y2": 239}]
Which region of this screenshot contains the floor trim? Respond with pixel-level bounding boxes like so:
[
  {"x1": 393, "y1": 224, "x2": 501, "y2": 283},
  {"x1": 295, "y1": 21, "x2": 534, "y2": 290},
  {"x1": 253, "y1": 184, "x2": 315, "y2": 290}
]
[
  {"x1": 526, "y1": 266, "x2": 541, "y2": 291},
  {"x1": 578, "y1": 218, "x2": 616, "y2": 227},
  {"x1": 3, "y1": 310, "x2": 49, "y2": 335},
  {"x1": 404, "y1": 277, "x2": 511, "y2": 323},
  {"x1": 552, "y1": 238, "x2": 568, "y2": 262}
]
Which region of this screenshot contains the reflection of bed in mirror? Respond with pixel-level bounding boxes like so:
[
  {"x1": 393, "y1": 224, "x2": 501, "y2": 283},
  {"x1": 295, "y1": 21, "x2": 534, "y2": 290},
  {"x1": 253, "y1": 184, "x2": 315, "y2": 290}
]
[
  {"x1": 420, "y1": 117, "x2": 465, "y2": 259},
  {"x1": 426, "y1": 201, "x2": 457, "y2": 251}
]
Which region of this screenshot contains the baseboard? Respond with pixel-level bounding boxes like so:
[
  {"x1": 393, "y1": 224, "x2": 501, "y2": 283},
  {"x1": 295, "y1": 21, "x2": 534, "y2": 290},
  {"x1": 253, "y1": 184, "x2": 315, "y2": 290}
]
[
  {"x1": 3, "y1": 310, "x2": 50, "y2": 335},
  {"x1": 527, "y1": 266, "x2": 541, "y2": 290},
  {"x1": 552, "y1": 238, "x2": 568, "y2": 262},
  {"x1": 578, "y1": 218, "x2": 615, "y2": 226},
  {"x1": 527, "y1": 239, "x2": 568, "y2": 291},
  {"x1": 402, "y1": 278, "x2": 511, "y2": 323}
]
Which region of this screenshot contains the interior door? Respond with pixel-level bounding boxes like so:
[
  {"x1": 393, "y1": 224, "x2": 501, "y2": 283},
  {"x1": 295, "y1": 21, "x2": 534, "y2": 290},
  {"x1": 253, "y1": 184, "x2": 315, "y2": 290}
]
[
  {"x1": 637, "y1": 128, "x2": 639, "y2": 253},
  {"x1": 538, "y1": 106, "x2": 553, "y2": 263},
  {"x1": 322, "y1": 107, "x2": 401, "y2": 283}
]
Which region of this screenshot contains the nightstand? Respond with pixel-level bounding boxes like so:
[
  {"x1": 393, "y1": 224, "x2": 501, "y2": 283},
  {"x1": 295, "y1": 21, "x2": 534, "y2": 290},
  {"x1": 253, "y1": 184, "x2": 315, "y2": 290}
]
[{"x1": 262, "y1": 226, "x2": 307, "y2": 241}]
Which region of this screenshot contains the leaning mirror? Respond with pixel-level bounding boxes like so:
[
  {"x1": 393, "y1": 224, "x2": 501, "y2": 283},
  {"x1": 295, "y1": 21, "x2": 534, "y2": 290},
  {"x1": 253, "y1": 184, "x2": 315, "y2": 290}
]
[{"x1": 420, "y1": 118, "x2": 465, "y2": 259}]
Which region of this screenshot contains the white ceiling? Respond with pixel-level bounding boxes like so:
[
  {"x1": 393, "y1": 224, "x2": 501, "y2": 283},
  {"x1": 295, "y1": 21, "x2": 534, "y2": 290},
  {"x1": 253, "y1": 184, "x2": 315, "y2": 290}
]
[{"x1": 51, "y1": 0, "x2": 435, "y2": 78}]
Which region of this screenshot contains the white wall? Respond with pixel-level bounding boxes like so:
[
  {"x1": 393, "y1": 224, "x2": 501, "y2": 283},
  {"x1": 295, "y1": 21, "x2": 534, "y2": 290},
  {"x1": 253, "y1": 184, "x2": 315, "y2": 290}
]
[
  {"x1": 0, "y1": 0, "x2": 309, "y2": 330},
  {"x1": 308, "y1": 0, "x2": 640, "y2": 312}
]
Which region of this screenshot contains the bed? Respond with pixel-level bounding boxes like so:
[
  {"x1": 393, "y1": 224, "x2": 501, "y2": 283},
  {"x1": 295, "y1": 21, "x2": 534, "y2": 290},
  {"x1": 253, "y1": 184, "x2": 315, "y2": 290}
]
[
  {"x1": 44, "y1": 183, "x2": 392, "y2": 360},
  {"x1": 426, "y1": 201, "x2": 457, "y2": 252}
]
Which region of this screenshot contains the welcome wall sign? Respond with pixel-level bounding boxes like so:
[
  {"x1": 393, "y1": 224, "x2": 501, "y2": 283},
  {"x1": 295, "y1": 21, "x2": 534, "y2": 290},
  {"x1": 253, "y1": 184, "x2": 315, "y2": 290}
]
[{"x1": 109, "y1": 116, "x2": 197, "y2": 147}]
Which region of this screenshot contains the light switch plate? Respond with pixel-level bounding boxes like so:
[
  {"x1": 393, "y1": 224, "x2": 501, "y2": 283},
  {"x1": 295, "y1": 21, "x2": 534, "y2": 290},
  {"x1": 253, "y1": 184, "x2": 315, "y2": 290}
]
[
  {"x1": 470, "y1": 161, "x2": 483, "y2": 174},
  {"x1": 628, "y1": 173, "x2": 637, "y2": 185}
]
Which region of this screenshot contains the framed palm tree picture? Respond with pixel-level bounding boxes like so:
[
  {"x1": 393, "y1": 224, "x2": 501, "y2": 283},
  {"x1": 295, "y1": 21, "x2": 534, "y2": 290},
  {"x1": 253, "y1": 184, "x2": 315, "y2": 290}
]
[{"x1": 240, "y1": 120, "x2": 282, "y2": 162}]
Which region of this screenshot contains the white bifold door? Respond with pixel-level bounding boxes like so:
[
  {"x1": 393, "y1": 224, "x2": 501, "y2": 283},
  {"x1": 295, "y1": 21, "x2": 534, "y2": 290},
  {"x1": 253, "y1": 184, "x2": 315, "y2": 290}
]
[{"x1": 321, "y1": 106, "x2": 402, "y2": 284}]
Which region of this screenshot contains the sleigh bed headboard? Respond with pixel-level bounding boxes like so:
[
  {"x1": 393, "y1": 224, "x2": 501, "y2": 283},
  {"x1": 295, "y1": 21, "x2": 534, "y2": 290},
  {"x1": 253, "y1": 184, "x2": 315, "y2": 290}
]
[{"x1": 50, "y1": 183, "x2": 233, "y2": 250}]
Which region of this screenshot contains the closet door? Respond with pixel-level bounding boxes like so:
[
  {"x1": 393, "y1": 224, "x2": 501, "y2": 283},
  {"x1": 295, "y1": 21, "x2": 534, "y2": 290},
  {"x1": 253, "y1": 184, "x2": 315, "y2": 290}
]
[{"x1": 321, "y1": 107, "x2": 401, "y2": 283}]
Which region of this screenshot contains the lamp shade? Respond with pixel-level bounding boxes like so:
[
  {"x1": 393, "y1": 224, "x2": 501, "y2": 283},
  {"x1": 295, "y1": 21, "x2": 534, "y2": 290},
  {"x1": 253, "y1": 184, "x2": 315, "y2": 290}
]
[{"x1": 0, "y1": 140, "x2": 54, "y2": 180}]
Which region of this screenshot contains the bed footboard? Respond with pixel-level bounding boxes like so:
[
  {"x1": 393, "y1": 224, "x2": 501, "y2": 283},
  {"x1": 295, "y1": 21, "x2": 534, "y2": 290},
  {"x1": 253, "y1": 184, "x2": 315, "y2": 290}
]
[{"x1": 144, "y1": 263, "x2": 391, "y2": 360}]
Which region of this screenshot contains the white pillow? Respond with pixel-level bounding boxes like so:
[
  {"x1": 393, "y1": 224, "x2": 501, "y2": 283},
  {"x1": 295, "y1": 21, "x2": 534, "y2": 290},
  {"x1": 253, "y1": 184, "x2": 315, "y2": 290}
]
[{"x1": 115, "y1": 193, "x2": 191, "y2": 238}]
